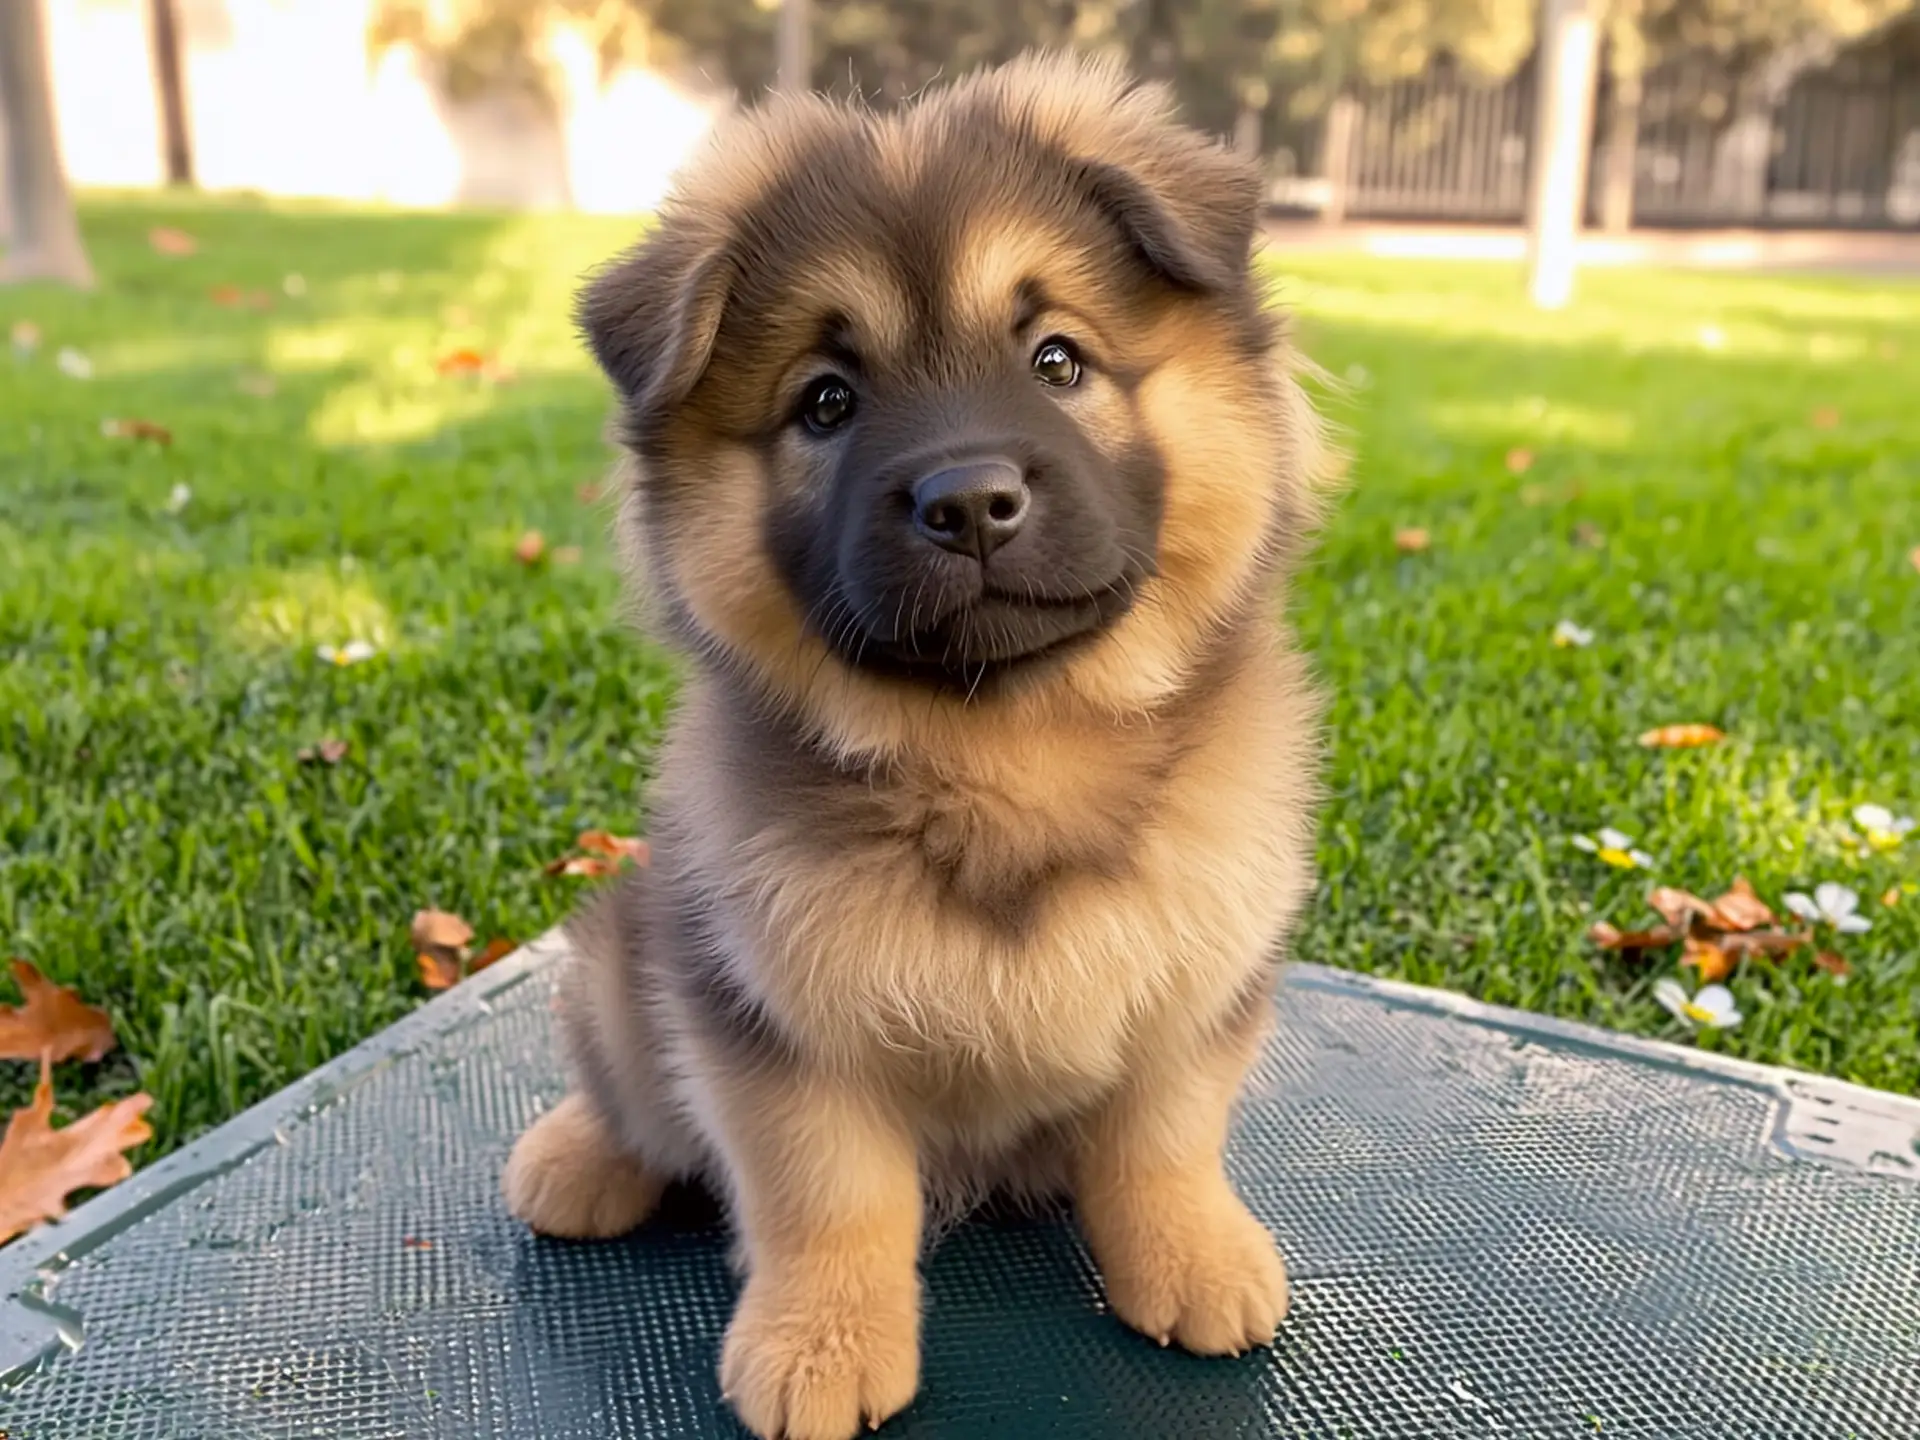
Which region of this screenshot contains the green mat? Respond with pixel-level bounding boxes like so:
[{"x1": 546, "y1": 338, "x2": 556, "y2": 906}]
[{"x1": 3, "y1": 933, "x2": 1917, "y2": 1438}]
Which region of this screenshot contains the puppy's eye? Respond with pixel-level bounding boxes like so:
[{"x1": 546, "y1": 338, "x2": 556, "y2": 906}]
[
  {"x1": 800, "y1": 376, "x2": 856, "y2": 434},
  {"x1": 1031, "y1": 338, "x2": 1081, "y2": 388}
]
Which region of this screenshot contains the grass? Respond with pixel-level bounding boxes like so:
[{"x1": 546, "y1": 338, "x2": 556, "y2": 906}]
[{"x1": 2, "y1": 195, "x2": 1917, "y2": 1168}]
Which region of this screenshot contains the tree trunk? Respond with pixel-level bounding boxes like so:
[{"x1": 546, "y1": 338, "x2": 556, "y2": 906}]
[
  {"x1": 0, "y1": 0, "x2": 94, "y2": 287},
  {"x1": 1526, "y1": 0, "x2": 1600, "y2": 310},
  {"x1": 1320, "y1": 93, "x2": 1359, "y2": 225},
  {"x1": 148, "y1": 0, "x2": 194, "y2": 186},
  {"x1": 777, "y1": 0, "x2": 810, "y2": 93}
]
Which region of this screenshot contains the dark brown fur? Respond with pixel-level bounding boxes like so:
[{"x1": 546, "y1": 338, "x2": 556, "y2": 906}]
[{"x1": 502, "y1": 52, "x2": 1330, "y2": 1440}]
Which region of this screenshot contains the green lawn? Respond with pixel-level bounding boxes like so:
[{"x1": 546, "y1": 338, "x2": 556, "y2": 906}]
[{"x1": 3, "y1": 196, "x2": 1917, "y2": 1166}]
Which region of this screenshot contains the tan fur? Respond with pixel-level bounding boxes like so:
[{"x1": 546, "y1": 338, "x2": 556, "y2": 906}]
[{"x1": 505, "y1": 51, "x2": 1333, "y2": 1440}]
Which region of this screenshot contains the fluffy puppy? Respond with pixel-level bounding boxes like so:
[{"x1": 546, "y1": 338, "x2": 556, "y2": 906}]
[{"x1": 502, "y1": 50, "x2": 1328, "y2": 1440}]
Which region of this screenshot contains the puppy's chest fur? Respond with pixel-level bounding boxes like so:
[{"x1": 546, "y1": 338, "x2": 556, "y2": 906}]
[{"x1": 660, "y1": 643, "x2": 1319, "y2": 1146}]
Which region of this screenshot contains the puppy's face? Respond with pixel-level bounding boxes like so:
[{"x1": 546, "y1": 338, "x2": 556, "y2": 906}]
[{"x1": 583, "y1": 54, "x2": 1319, "y2": 752}]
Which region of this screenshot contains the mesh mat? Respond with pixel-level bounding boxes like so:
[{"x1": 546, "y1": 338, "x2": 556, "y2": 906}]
[{"x1": 3, "y1": 936, "x2": 1917, "y2": 1438}]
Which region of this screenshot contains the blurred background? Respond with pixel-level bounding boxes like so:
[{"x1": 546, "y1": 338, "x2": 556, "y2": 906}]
[{"x1": 9, "y1": 0, "x2": 1920, "y2": 236}]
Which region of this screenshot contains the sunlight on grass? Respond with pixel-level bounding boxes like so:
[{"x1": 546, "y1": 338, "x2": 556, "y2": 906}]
[
  {"x1": 229, "y1": 566, "x2": 395, "y2": 651},
  {"x1": 1425, "y1": 397, "x2": 1637, "y2": 449}
]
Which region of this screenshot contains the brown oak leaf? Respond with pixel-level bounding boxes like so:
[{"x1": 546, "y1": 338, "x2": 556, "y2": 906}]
[
  {"x1": 0, "y1": 960, "x2": 117, "y2": 1065},
  {"x1": 0, "y1": 1058, "x2": 153, "y2": 1244}
]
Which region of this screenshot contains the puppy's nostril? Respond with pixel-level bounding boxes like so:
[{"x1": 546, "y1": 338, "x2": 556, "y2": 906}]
[
  {"x1": 925, "y1": 501, "x2": 963, "y2": 535},
  {"x1": 986, "y1": 495, "x2": 1018, "y2": 523}
]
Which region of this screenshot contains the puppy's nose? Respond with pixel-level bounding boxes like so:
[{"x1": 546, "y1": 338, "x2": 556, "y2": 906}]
[{"x1": 911, "y1": 461, "x2": 1030, "y2": 563}]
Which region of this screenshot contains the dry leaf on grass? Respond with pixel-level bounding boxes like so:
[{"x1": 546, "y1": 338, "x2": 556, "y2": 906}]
[
  {"x1": 101, "y1": 417, "x2": 173, "y2": 445},
  {"x1": 473, "y1": 937, "x2": 517, "y2": 970},
  {"x1": 513, "y1": 531, "x2": 546, "y2": 565},
  {"x1": 1682, "y1": 936, "x2": 1734, "y2": 983},
  {"x1": 148, "y1": 226, "x2": 197, "y2": 256},
  {"x1": 413, "y1": 910, "x2": 516, "y2": 992},
  {"x1": 1809, "y1": 406, "x2": 1840, "y2": 429},
  {"x1": 1707, "y1": 877, "x2": 1773, "y2": 931},
  {"x1": 1638, "y1": 723, "x2": 1725, "y2": 749},
  {"x1": 543, "y1": 854, "x2": 619, "y2": 879},
  {"x1": 0, "y1": 959, "x2": 117, "y2": 1064},
  {"x1": 577, "y1": 831, "x2": 650, "y2": 865},
  {"x1": 296, "y1": 738, "x2": 349, "y2": 766},
  {"x1": 1909, "y1": 545, "x2": 1920, "y2": 575},
  {"x1": 1393, "y1": 527, "x2": 1431, "y2": 554},
  {"x1": 1717, "y1": 928, "x2": 1811, "y2": 957},
  {"x1": 436, "y1": 348, "x2": 494, "y2": 378},
  {"x1": 1813, "y1": 951, "x2": 1851, "y2": 977},
  {"x1": 1587, "y1": 921, "x2": 1682, "y2": 952},
  {"x1": 1504, "y1": 447, "x2": 1535, "y2": 474},
  {"x1": 1884, "y1": 885, "x2": 1904, "y2": 908},
  {"x1": 416, "y1": 949, "x2": 463, "y2": 991},
  {"x1": 412, "y1": 909, "x2": 472, "y2": 954},
  {"x1": 0, "y1": 1058, "x2": 153, "y2": 1245}
]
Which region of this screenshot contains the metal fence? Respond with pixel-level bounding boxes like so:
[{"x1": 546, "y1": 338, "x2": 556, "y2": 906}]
[{"x1": 1288, "y1": 26, "x2": 1920, "y2": 230}]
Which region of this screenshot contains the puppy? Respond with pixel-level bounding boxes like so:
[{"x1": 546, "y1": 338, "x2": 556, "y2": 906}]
[{"x1": 503, "y1": 51, "x2": 1328, "y2": 1440}]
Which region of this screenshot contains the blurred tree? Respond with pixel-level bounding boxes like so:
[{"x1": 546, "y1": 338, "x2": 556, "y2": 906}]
[
  {"x1": 149, "y1": 0, "x2": 195, "y2": 186},
  {"x1": 0, "y1": 0, "x2": 95, "y2": 288},
  {"x1": 367, "y1": 0, "x2": 658, "y2": 112}
]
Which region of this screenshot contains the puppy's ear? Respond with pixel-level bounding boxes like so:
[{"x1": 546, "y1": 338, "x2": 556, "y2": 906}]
[
  {"x1": 575, "y1": 226, "x2": 734, "y2": 426},
  {"x1": 1075, "y1": 145, "x2": 1262, "y2": 294}
]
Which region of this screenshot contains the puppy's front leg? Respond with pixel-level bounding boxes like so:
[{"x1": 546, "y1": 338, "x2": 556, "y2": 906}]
[
  {"x1": 1073, "y1": 1000, "x2": 1289, "y2": 1356},
  {"x1": 711, "y1": 1064, "x2": 922, "y2": 1440}
]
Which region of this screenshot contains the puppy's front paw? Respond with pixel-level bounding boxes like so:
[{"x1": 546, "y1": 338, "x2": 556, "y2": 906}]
[
  {"x1": 720, "y1": 1266, "x2": 920, "y2": 1440},
  {"x1": 1091, "y1": 1184, "x2": 1289, "y2": 1356},
  {"x1": 502, "y1": 1093, "x2": 664, "y2": 1239}
]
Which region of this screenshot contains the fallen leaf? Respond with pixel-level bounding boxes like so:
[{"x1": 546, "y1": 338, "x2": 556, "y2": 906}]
[
  {"x1": 416, "y1": 950, "x2": 462, "y2": 991},
  {"x1": 1646, "y1": 887, "x2": 1712, "y2": 929},
  {"x1": 411, "y1": 909, "x2": 473, "y2": 955},
  {"x1": 576, "y1": 482, "x2": 604, "y2": 505},
  {"x1": 101, "y1": 417, "x2": 173, "y2": 445},
  {"x1": 1884, "y1": 885, "x2": 1903, "y2": 908},
  {"x1": 514, "y1": 531, "x2": 546, "y2": 565},
  {"x1": 436, "y1": 347, "x2": 491, "y2": 377},
  {"x1": 11, "y1": 319, "x2": 41, "y2": 355},
  {"x1": 1571, "y1": 522, "x2": 1605, "y2": 548},
  {"x1": 577, "y1": 831, "x2": 650, "y2": 865},
  {"x1": 473, "y1": 937, "x2": 517, "y2": 972},
  {"x1": 1707, "y1": 877, "x2": 1773, "y2": 931},
  {"x1": 402, "y1": 1235, "x2": 434, "y2": 1250},
  {"x1": 552, "y1": 545, "x2": 583, "y2": 565},
  {"x1": 1638, "y1": 723, "x2": 1725, "y2": 750},
  {"x1": 208, "y1": 284, "x2": 243, "y2": 307},
  {"x1": 1682, "y1": 936, "x2": 1734, "y2": 983},
  {"x1": 1504, "y1": 447, "x2": 1534, "y2": 474},
  {"x1": 1717, "y1": 928, "x2": 1810, "y2": 957},
  {"x1": 148, "y1": 226, "x2": 197, "y2": 256},
  {"x1": 1809, "y1": 406, "x2": 1840, "y2": 429},
  {"x1": 543, "y1": 855, "x2": 619, "y2": 879},
  {"x1": 1812, "y1": 950, "x2": 1851, "y2": 977},
  {"x1": 1909, "y1": 545, "x2": 1919, "y2": 574},
  {"x1": 1393, "y1": 527, "x2": 1431, "y2": 554},
  {"x1": 0, "y1": 1057, "x2": 153, "y2": 1245},
  {"x1": 1587, "y1": 921, "x2": 1682, "y2": 951},
  {"x1": 0, "y1": 960, "x2": 117, "y2": 1065},
  {"x1": 296, "y1": 738, "x2": 349, "y2": 766}
]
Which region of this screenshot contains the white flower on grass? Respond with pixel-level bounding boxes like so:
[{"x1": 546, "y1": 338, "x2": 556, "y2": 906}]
[
  {"x1": 1552, "y1": 619, "x2": 1595, "y2": 648},
  {"x1": 316, "y1": 640, "x2": 378, "y2": 667},
  {"x1": 1654, "y1": 977, "x2": 1742, "y2": 1031},
  {"x1": 164, "y1": 483, "x2": 191, "y2": 514},
  {"x1": 1783, "y1": 882, "x2": 1871, "y2": 934},
  {"x1": 1851, "y1": 803, "x2": 1915, "y2": 851},
  {"x1": 1571, "y1": 827, "x2": 1655, "y2": 870},
  {"x1": 57, "y1": 346, "x2": 93, "y2": 380}
]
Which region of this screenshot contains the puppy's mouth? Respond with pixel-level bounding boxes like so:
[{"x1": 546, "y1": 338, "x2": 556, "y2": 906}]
[{"x1": 831, "y1": 575, "x2": 1139, "y2": 685}]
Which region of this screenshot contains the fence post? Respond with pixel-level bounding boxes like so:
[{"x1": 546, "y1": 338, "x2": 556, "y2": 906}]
[
  {"x1": 777, "y1": 0, "x2": 810, "y2": 93},
  {"x1": 1527, "y1": 0, "x2": 1602, "y2": 308},
  {"x1": 1321, "y1": 93, "x2": 1358, "y2": 225},
  {"x1": 1600, "y1": 70, "x2": 1639, "y2": 231}
]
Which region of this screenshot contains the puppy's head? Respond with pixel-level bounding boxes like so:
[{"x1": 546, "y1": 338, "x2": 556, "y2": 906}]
[{"x1": 583, "y1": 52, "x2": 1322, "y2": 759}]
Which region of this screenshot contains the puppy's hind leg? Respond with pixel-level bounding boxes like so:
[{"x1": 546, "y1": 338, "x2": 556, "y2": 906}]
[
  {"x1": 502, "y1": 872, "x2": 688, "y2": 1239},
  {"x1": 503, "y1": 1092, "x2": 666, "y2": 1239}
]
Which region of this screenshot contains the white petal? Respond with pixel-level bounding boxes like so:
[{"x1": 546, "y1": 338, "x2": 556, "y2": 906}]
[
  {"x1": 1704, "y1": 1005, "x2": 1742, "y2": 1030},
  {"x1": 1892, "y1": 815, "x2": 1917, "y2": 836},
  {"x1": 1835, "y1": 914, "x2": 1872, "y2": 934},
  {"x1": 1694, "y1": 985, "x2": 1735, "y2": 1011},
  {"x1": 1853, "y1": 804, "x2": 1892, "y2": 831},
  {"x1": 1631, "y1": 850, "x2": 1656, "y2": 868},
  {"x1": 1783, "y1": 892, "x2": 1820, "y2": 923},
  {"x1": 344, "y1": 640, "x2": 377, "y2": 662},
  {"x1": 1598, "y1": 828, "x2": 1634, "y2": 851},
  {"x1": 1815, "y1": 882, "x2": 1858, "y2": 919},
  {"x1": 1571, "y1": 835, "x2": 1598, "y2": 853},
  {"x1": 315, "y1": 645, "x2": 336, "y2": 662},
  {"x1": 1652, "y1": 978, "x2": 1691, "y2": 1024}
]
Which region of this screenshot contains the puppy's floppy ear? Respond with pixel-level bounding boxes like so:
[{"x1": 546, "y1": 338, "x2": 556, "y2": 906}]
[
  {"x1": 1074, "y1": 145, "x2": 1262, "y2": 294},
  {"x1": 575, "y1": 224, "x2": 734, "y2": 426}
]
